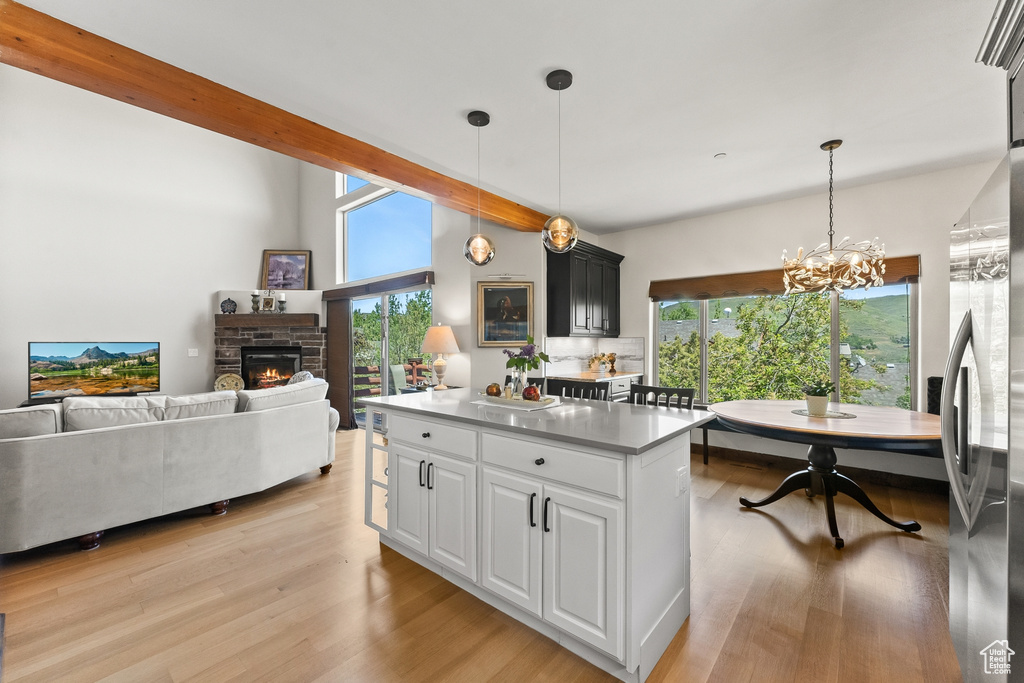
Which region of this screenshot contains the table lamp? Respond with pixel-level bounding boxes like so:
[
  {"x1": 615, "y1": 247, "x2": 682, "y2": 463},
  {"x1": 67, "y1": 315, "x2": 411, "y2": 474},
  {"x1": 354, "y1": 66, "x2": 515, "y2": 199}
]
[{"x1": 421, "y1": 324, "x2": 459, "y2": 389}]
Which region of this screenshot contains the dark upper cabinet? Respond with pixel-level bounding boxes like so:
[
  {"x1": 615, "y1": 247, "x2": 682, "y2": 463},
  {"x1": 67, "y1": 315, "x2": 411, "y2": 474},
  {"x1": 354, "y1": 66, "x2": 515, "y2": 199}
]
[{"x1": 547, "y1": 241, "x2": 624, "y2": 337}]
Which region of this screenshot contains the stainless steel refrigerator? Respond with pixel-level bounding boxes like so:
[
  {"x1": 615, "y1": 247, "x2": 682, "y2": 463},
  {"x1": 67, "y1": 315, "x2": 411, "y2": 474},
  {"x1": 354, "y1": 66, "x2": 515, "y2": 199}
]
[{"x1": 944, "y1": 150, "x2": 1023, "y2": 682}]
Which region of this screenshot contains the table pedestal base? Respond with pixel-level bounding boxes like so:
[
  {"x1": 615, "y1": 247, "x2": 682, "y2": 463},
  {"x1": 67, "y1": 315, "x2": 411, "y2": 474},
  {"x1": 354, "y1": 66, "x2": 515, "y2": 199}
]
[{"x1": 739, "y1": 444, "x2": 921, "y2": 549}]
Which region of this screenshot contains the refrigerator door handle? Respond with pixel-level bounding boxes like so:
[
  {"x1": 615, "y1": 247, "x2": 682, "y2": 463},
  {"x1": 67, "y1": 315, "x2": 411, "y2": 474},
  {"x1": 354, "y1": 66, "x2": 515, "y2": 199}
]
[{"x1": 942, "y1": 309, "x2": 972, "y2": 528}]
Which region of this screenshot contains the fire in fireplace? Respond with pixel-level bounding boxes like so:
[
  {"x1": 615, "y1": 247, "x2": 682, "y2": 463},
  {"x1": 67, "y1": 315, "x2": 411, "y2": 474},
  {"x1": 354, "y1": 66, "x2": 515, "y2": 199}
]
[{"x1": 240, "y1": 346, "x2": 302, "y2": 389}]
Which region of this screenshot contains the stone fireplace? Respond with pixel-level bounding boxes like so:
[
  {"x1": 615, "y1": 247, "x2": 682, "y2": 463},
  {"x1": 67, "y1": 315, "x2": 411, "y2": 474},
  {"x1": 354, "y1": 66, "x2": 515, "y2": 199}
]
[{"x1": 215, "y1": 313, "x2": 325, "y2": 385}]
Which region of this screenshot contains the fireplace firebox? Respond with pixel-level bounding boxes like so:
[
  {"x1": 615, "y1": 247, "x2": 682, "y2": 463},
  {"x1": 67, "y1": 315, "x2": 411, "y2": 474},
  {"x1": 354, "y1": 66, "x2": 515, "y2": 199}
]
[{"x1": 240, "y1": 346, "x2": 301, "y2": 389}]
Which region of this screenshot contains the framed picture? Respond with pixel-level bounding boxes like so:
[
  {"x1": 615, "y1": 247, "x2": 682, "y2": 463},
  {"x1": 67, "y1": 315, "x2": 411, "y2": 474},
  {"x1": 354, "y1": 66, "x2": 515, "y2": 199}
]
[
  {"x1": 260, "y1": 249, "x2": 311, "y2": 290},
  {"x1": 478, "y1": 282, "x2": 533, "y2": 347},
  {"x1": 260, "y1": 296, "x2": 277, "y2": 312}
]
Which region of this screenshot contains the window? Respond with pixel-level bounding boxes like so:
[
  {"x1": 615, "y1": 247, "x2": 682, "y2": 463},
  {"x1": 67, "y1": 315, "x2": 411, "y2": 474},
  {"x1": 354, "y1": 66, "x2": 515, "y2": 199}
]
[
  {"x1": 336, "y1": 173, "x2": 369, "y2": 198},
  {"x1": 652, "y1": 259, "x2": 918, "y2": 408},
  {"x1": 335, "y1": 173, "x2": 431, "y2": 283},
  {"x1": 839, "y1": 283, "x2": 912, "y2": 408}
]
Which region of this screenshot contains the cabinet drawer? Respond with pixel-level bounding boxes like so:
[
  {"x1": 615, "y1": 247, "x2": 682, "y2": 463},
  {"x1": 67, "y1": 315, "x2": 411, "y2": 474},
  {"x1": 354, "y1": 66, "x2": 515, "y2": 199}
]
[
  {"x1": 390, "y1": 415, "x2": 477, "y2": 460},
  {"x1": 482, "y1": 433, "x2": 623, "y2": 498},
  {"x1": 608, "y1": 377, "x2": 633, "y2": 395}
]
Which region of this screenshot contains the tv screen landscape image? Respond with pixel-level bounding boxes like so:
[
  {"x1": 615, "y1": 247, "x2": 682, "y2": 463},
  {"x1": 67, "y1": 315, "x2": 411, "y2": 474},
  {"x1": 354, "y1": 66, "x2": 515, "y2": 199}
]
[{"x1": 29, "y1": 342, "x2": 160, "y2": 398}]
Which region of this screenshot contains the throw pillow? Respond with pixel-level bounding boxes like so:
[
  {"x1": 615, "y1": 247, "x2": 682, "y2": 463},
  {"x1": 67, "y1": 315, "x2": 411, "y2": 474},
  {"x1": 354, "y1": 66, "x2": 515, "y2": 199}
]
[{"x1": 288, "y1": 370, "x2": 315, "y2": 384}]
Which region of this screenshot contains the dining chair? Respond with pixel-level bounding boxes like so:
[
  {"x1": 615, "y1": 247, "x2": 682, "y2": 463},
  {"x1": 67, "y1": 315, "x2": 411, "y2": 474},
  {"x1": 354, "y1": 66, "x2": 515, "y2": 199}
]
[
  {"x1": 546, "y1": 378, "x2": 607, "y2": 401},
  {"x1": 628, "y1": 384, "x2": 695, "y2": 409}
]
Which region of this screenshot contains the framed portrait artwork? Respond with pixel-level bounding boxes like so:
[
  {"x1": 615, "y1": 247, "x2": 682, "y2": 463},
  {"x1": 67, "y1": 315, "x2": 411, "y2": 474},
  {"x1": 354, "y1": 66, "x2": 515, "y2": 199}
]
[
  {"x1": 477, "y1": 282, "x2": 533, "y2": 347},
  {"x1": 260, "y1": 296, "x2": 277, "y2": 312},
  {"x1": 260, "y1": 250, "x2": 311, "y2": 290}
]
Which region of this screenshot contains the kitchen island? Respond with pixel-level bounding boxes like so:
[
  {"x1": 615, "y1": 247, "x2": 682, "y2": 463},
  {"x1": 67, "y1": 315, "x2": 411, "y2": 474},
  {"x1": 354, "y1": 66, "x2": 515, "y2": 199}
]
[{"x1": 359, "y1": 388, "x2": 713, "y2": 682}]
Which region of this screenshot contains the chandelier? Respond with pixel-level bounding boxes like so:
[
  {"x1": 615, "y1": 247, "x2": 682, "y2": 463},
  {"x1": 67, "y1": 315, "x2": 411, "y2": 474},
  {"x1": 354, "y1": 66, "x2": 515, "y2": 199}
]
[{"x1": 782, "y1": 140, "x2": 885, "y2": 294}]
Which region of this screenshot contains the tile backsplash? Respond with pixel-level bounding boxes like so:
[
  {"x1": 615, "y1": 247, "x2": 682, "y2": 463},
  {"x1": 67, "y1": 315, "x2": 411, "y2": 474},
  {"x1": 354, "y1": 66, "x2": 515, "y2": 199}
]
[{"x1": 544, "y1": 337, "x2": 644, "y2": 376}]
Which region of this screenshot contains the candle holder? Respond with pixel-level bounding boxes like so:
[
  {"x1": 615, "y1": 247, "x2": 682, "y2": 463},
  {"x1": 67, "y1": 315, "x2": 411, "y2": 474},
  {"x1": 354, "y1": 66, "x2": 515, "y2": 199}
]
[
  {"x1": 277, "y1": 299, "x2": 287, "y2": 314},
  {"x1": 251, "y1": 293, "x2": 260, "y2": 314}
]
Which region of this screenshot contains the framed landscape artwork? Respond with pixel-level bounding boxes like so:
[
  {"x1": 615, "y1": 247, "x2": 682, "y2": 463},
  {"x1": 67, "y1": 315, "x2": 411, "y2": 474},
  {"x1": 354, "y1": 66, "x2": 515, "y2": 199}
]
[
  {"x1": 261, "y1": 250, "x2": 311, "y2": 290},
  {"x1": 478, "y1": 282, "x2": 533, "y2": 347}
]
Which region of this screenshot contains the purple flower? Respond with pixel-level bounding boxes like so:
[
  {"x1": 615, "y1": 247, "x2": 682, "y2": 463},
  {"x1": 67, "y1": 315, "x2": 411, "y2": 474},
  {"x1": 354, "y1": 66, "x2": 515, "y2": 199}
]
[{"x1": 520, "y1": 344, "x2": 535, "y2": 359}]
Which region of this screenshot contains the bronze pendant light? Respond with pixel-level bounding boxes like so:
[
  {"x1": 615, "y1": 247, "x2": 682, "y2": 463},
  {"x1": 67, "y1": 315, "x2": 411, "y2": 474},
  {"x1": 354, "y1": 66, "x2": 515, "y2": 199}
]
[
  {"x1": 464, "y1": 110, "x2": 496, "y2": 266},
  {"x1": 541, "y1": 69, "x2": 579, "y2": 253}
]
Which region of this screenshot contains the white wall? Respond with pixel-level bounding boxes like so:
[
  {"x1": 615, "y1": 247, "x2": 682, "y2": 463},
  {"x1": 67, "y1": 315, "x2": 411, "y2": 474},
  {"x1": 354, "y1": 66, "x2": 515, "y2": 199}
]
[
  {"x1": 0, "y1": 65, "x2": 303, "y2": 408},
  {"x1": 601, "y1": 160, "x2": 1002, "y2": 478}
]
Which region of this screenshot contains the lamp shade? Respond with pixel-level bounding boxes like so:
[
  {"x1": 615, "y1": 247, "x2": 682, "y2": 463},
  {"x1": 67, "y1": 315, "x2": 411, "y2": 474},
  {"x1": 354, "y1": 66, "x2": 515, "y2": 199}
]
[{"x1": 421, "y1": 325, "x2": 460, "y2": 355}]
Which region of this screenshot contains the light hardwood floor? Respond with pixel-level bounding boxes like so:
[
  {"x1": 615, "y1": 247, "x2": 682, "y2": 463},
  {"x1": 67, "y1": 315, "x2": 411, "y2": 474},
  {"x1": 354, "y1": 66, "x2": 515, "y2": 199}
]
[{"x1": 0, "y1": 430, "x2": 961, "y2": 682}]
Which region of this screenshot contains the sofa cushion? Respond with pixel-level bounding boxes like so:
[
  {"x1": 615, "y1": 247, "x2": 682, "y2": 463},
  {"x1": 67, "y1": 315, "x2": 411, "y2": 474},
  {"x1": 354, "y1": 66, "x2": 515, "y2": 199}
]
[
  {"x1": 63, "y1": 395, "x2": 167, "y2": 431},
  {"x1": 0, "y1": 404, "x2": 63, "y2": 438},
  {"x1": 236, "y1": 378, "x2": 328, "y2": 412},
  {"x1": 164, "y1": 391, "x2": 238, "y2": 421}
]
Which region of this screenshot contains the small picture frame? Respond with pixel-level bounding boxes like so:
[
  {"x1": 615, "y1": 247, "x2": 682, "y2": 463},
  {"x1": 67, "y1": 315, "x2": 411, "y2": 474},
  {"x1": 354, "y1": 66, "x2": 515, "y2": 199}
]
[
  {"x1": 260, "y1": 249, "x2": 311, "y2": 290},
  {"x1": 260, "y1": 296, "x2": 277, "y2": 312},
  {"x1": 478, "y1": 282, "x2": 533, "y2": 347}
]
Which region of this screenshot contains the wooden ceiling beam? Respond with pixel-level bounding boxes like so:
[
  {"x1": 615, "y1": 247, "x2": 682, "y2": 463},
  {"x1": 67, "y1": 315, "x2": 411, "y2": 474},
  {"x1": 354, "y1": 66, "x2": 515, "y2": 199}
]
[{"x1": 0, "y1": 0, "x2": 547, "y2": 232}]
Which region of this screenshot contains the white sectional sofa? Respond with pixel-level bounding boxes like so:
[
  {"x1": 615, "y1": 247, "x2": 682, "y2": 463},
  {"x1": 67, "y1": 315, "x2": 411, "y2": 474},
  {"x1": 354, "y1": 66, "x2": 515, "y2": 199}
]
[{"x1": 0, "y1": 378, "x2": 339, "y2": 553}]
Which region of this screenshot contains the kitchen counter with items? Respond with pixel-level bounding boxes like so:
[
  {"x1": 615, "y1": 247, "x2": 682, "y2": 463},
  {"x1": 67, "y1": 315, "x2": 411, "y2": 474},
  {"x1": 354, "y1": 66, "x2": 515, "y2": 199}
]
[
  {"x1": 546, "y1": 371, "x2": 644, "y2": 382},
  {"x1": 546, "y1": 371, "x2": 643, "y2": 401},
  {"x1": 359, "y1": 389, "x2": 712, "y2": 682}
]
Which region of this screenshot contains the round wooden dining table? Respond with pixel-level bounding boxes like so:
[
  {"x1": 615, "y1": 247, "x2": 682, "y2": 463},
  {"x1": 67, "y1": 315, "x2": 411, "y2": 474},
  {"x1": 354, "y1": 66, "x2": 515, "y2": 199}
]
[{"x1": 709, "y1": 399, "x2": 942, "y2": 549}]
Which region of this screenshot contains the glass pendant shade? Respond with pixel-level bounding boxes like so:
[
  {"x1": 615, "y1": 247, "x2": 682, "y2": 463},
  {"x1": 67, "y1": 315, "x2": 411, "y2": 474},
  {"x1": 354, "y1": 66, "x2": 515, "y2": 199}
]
[
  {"x1": 542, "y1": 214, "x2": 579, "y2": 253},
  {"x1": 464, "y1": 233, "x2": 495, "y2": 265},
  {"x1": 782, "y1": 139, "x2": 885, "y2": 294}
]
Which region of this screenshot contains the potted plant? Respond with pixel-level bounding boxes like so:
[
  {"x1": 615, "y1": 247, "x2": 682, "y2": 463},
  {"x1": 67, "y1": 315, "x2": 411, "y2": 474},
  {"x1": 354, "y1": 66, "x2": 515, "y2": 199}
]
[{"x1": 802, "y1": 378, "x2": 835, "y2": 417}]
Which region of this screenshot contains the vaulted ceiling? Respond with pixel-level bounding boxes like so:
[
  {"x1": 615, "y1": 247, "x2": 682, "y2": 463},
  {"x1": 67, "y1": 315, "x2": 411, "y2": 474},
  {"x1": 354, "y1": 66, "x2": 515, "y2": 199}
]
[{"x1": 14, "y1": 0, "x2": 1009, "y2": 233}]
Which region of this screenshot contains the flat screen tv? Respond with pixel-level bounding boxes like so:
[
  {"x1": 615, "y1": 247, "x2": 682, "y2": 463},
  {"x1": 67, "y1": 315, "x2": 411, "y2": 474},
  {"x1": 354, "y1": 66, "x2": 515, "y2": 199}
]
[{"x1": 29, "y1": 342, "x2": 160, "y2": 399}]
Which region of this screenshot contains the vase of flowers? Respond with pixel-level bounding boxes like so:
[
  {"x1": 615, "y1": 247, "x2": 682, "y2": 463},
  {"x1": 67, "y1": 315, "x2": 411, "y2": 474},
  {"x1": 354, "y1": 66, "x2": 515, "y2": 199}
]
[
  {"x1": 503, "y1": 336, "x2": 549, "y2": 398},
  {"x1": 802, "y1": 378, "x2": 835, "y2": 417}
]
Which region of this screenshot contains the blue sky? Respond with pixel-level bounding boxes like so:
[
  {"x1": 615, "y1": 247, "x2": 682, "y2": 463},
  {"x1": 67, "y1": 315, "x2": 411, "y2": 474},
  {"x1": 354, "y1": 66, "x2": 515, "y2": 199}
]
[
  {"x1": 30, "y1": 342, "x2": 159, "y2": 358},
  {"x1": 346, "y1": 182, "x2": 431, "y2": 282}
]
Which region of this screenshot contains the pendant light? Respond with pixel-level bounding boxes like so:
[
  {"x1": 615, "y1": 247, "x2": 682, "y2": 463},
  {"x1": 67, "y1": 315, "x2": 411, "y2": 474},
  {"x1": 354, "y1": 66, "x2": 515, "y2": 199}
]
[
  {"x1": 782, "y1": 140, "x2": 885, "y2": 293},
  {"x1": 464, "y1": 110, "x2": 496, "y2": 266},
  {"x1": 541, "y1": 69, "x2": 579, "y2": 253}
]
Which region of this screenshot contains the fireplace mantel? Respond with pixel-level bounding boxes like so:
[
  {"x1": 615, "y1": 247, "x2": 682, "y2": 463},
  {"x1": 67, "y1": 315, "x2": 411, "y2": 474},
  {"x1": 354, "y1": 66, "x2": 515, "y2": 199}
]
[{"x1": 215, "y1": 313, "x2": 319, "y2": 328}]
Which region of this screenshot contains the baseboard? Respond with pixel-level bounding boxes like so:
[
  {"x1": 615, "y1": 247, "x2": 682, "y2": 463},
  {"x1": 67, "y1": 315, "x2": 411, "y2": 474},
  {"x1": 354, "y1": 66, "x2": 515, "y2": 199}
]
[{"x1": 691, "y1": 443, "x2": 948, "y2": 495}]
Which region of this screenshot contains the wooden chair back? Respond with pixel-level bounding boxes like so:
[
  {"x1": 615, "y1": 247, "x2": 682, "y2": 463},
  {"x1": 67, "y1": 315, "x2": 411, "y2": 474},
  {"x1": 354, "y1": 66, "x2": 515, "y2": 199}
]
[
  {"x1": 628, "y1": 384, "x2": 695, "y2": 409},
  {"x1": 546, "y1": 378, "x2": 607, "y2": 401}
]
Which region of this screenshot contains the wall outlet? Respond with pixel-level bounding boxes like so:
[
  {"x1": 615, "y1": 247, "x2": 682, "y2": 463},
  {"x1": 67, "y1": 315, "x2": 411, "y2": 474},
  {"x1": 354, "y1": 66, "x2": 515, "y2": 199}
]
[
  {"x1": 187, "y1": 348, "x2": 199, "y2": 357},
  {"x1": 675, "y1": 467, "x2": 688, "y2": 497}
]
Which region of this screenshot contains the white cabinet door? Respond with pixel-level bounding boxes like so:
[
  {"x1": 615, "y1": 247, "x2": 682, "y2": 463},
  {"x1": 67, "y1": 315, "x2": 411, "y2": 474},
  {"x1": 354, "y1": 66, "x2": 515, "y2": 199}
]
[
  {"x1": 392, "y1": 445, "x2": 428, "y2": 555},
  {"x1": 543, "y1": 484, "x2": 624, "y2": 660},
  {"x1": 481, "y1": 467, "x2": 543, "y2": 616},
  {"x1": 428, "y1": 452, "x2": 477, "y2": 582}
]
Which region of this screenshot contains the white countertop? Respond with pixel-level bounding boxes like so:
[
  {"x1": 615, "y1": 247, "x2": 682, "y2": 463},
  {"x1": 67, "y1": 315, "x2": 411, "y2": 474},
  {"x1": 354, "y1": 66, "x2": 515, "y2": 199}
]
[
  {"x1": 359, "y1": 387, "x2": 713, "y2": 455},
  {"x1": 546, "y1": 371, "x2": 644, "y2": 383}
]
